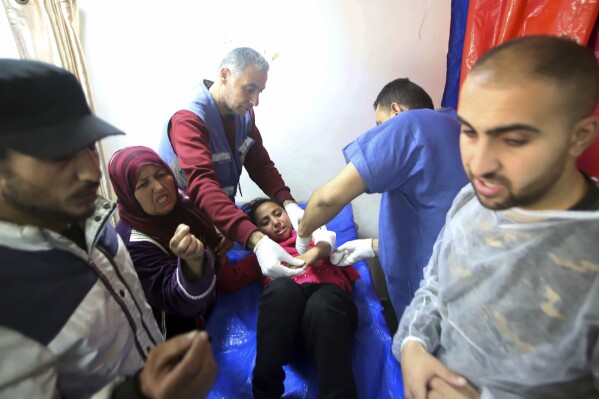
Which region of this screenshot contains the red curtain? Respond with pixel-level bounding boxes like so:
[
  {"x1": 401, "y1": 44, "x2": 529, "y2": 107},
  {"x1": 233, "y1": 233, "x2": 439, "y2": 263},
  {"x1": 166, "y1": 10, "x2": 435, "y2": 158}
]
[{"x1": 460, "y1": 0, "x2": 599, "y2": 177}]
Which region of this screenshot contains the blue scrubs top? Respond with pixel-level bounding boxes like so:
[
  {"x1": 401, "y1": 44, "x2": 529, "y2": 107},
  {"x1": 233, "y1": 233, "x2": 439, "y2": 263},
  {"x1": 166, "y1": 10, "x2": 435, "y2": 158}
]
[{"x1": 343, "y1": 108, "x2": 468, "y2": 321}]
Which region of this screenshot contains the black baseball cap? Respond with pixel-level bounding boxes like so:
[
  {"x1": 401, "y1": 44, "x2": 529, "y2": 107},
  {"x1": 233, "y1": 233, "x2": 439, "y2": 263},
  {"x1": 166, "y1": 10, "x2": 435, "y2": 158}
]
[{"x1": 0, "y1": 58, "x2": 124, "y2": 160}]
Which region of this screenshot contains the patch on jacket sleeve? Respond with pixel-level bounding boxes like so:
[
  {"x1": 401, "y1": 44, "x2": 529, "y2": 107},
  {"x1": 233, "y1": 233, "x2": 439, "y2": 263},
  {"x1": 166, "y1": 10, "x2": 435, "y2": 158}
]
[
  {"x1": 97, "y1": 223, "x2": 119, "y2": 258},
  {"x1": 0, "y1": 247, "x2": 98, "y2": 346}
]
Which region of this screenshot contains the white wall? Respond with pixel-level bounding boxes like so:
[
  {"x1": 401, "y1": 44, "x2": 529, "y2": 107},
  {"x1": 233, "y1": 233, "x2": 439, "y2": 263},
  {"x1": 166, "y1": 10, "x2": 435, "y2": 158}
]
[
  {"x1": 2, "y1": 0, "x2": 452, "y2": 240},
  {"x1": 0, "y1": 9, "x2": 19, "y2": 58}
]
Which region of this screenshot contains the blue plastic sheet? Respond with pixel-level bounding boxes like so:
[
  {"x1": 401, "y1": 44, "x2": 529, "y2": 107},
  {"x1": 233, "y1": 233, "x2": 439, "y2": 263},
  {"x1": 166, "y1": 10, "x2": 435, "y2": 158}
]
[
  {"x1": 441, "y1": 0, "x2": 470, "y2": 109},
  {"x1": 206, "y1": 204, "x2": 404, "y2": 398}
]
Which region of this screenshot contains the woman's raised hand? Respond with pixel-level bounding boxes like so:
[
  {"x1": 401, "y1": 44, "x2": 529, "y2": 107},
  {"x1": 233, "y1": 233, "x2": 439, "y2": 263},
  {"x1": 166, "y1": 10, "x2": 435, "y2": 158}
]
[
  {"x1": 170, "y1": 224, "x2": 206, "y2": 281},
  {"x1": 170, "y1": 224, "x2": 205, "y2": 261}
]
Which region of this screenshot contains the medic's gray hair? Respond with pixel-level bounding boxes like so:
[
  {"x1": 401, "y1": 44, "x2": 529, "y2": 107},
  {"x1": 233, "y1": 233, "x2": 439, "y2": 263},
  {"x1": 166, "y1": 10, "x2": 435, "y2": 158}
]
[{"x1": 219, "y1": 47, "x2": 269, "y2": 76}]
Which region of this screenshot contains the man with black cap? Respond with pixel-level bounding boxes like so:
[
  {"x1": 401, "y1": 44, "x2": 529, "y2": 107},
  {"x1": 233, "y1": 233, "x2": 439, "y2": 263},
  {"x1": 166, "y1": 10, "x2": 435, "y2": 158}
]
[{"x1": 0, "y1": 59, "x2": 217, "y2": 398}]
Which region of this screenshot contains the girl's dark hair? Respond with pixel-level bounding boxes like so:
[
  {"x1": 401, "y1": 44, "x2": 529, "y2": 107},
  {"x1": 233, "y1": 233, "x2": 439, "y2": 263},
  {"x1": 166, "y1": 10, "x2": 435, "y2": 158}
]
[{"x1": 241, "y1": 197, "x2": 281, "y2": 224}]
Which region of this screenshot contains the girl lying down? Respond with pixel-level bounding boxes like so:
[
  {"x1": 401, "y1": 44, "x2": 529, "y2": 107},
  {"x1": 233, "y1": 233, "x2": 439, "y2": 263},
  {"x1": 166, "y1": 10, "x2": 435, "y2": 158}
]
[{"x1": 216, "y1": 197, "x2": 360, "y2": 399}]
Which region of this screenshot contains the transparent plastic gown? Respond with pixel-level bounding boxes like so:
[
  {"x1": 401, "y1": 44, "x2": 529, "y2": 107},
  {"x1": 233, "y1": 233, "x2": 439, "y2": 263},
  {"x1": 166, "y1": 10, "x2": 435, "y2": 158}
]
[{"x1": 394, "y1": 185, "x2": 599, "y2": 399}]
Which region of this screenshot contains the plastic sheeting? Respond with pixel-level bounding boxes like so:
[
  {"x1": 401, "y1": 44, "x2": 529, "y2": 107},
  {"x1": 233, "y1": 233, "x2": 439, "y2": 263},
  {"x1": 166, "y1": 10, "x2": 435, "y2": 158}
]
[
  {"x1": 578, "y1": 17, "x2": 599, "y2": 178},
  {"x1": 205, "y1": 204, "x2": 404, "y2": 398},
  {"x1": 460, "y1": 0, "x2": 599, "y2": 87},
  {"x1": 443, "y1": 0, "x2": 599, "y2": 176},
  {"x1": 394, "y1": 184, "x2": 599, "y2": 398},
  {"x1": 441, "y1": 0, "x2": 470, "y2": 109}
]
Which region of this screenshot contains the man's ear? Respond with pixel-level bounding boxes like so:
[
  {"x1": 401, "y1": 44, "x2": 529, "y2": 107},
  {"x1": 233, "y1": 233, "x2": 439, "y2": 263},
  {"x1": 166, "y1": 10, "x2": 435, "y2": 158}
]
[
  {"x1": 0, "y1": 153, "x2": 11, "y2": 188},
  {"x1": 219, "y1": 67, "x2": 230, "y2": 84},
  {"x1": 570, "y1": 114, "x2": 599, "y2": 157},
  {"x1": 0, "y1": 166, "x2": 7, "y2": 193},
  {"x1": 390, "y1": 102, "x2": 408, "y2": 116}
]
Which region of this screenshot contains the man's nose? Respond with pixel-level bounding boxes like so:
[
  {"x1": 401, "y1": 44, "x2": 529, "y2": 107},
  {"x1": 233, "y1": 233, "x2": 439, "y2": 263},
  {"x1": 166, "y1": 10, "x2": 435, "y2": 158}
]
[
  {"x1": 468, "y1": 140, "x2": 500, "y2": 177},
  {"x1": 76, "y1": 146, "x2": 101, "y2": 182},
  {"x1": 250, "y1": 92, "x2": 260, "y2": 107}
]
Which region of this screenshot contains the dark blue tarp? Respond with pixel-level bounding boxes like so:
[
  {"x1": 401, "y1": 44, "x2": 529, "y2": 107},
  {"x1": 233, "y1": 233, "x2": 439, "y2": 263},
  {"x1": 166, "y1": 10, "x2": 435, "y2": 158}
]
[{"x1": 441, "y1": 0, "x2": 470, "y2": 109}]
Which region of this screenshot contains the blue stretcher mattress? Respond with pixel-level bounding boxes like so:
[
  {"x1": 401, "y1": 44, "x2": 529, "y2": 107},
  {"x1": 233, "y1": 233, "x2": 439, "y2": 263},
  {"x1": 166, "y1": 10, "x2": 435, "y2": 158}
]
[{"x1": 205, "y1": 204, "x2": 404, "y2": 398}]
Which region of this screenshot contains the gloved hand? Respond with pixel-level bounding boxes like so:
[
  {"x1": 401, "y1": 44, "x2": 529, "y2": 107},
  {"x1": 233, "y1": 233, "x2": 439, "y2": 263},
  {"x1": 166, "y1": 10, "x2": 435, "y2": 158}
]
[
  {"x1": 295, "y1": 234, "x2": 312, "y2": 255},
  {"x1": 295, "y1": 225, "x2": 329, "y2": 255},
  {"x1": 330, "y1": 238, "x2": 375, "y2": 266},
  {"x1": 284, "y1": 202, "x2": 305, "y2": 231},
  {"x1": 254, "y1": 235, "x2": 306, "y2": 279},
  {"x1": 312, "y1": 228, "x2": 336, "y2": 257}
]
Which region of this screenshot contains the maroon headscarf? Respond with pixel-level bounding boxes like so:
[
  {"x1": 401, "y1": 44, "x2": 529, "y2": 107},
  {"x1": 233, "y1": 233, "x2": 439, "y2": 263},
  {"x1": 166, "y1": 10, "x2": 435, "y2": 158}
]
[{"x1": 108, "y1": 146, "x2": 220, "y2": 255}]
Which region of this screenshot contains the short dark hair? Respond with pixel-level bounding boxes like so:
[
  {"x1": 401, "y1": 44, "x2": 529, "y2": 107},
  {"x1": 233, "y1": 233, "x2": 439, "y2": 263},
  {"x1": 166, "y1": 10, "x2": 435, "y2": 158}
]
[
  {"x1": 472, "y1": 35, "x2": 599, "y2": 120},
  {"x1": 373, "y1": 78, "x2": 434, "y2": 111},
  {"x1": 241, "y1": 197, "x2": 281, "y2": 224},
  {"x1": 219, "y1": 47, "x2": 269, "y2": 76}
]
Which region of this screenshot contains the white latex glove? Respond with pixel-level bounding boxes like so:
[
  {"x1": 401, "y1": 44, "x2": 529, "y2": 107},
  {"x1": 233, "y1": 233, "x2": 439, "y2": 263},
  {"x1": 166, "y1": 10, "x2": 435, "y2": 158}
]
[
  {"x1": 254, "y1": 235, "x2": 306, "y2": 279},
  {"x1": 330, "y1": 238, "x2": 375, "y2": 266},
  {"x1": 284, "y1": 202, "x2": 305, "y2": 231},
  {"x1": 295, "y1": 234, "x2": 312, "y2": 255},
  {"x1": 295, "y1": 225, "x2": 329, "y2": 255},
  {"x1": 312, "y1": 229, "x2": 336, "y2": 257}
]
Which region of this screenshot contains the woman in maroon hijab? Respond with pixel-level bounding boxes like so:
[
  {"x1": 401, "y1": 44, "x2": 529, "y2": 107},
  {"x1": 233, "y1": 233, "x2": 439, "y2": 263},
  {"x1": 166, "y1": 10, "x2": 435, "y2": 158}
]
[{"x1": 108, "y1": 146, "x2": 228, "y2": 337}]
